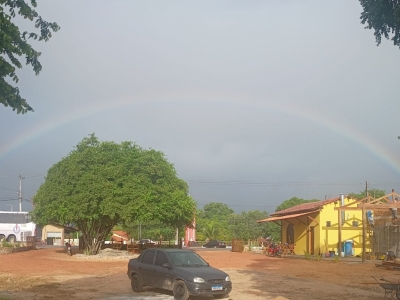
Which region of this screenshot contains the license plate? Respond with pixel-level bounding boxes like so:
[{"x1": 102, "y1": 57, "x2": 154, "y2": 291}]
[{"x1": 212, "y1": 285, "x2": 223, "y2": 291}]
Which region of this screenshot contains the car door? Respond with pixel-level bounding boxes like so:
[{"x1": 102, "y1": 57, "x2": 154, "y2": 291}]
[
  {"x1": 152, "y1": 250, "x2": 174, "y2": 290},
  {"x1": 139, "y1": 249, "x2": 156, "y2": 285}
]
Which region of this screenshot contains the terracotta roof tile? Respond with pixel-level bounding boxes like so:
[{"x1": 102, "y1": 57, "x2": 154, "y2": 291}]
[
  {"x1": 111, "y1": 230, "x2": 129, "y2": 242},
  {"x1": 272, "y1": 196, "x2": 340, "y2": 216}
]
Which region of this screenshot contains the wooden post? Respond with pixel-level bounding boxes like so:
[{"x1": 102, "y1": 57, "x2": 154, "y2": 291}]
[{"x1": 362, "y1": 206, "x2": 366, "y2": 263}]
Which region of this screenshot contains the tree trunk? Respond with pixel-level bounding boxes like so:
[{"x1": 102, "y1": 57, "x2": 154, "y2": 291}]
[{"x1": 78, "y1": 218, "x2": 114, "y2": 255}]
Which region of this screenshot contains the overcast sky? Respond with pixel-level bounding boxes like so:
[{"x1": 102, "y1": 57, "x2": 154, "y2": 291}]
[{"x1": 1, "y1": 0, "x2": 399, "y2": 213}]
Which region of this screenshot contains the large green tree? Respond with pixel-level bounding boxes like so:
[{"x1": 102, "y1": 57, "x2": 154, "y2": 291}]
[
  {"x1": 32, "y1": 134, "x2": 196, "y2": 254},
  {"x1": 1, "y1": 0, "x2": 59, "y2": 113},
  {"x1": 359, "y1": 0, "x2": 400, "y2": 48}
]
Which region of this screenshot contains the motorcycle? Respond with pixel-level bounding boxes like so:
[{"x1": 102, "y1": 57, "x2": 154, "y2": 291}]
[
  {"x1": 65, "y1": 242, "x2": 72, "y2": 256},
  {"x1": 267, "y1": 243, "x2": 282, "y2": 258}
]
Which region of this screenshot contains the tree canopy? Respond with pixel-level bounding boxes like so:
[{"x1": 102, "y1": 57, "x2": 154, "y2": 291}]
[
  {"x1": 275, "y1": 197, "x2": 319, "y2": 212},
  {"x1": 32, "y1": 134, "x2": 196, "y2": 254},
  {"x1": 195, "y1": 202, "x2": 278, "y2": 242},
  {"x1": 359, "y1": 0, "x2": 400, "y2": 48},
  {"x1": 202, "y1": 202, "x2": 234, "y2": 220},
  {"x1": 348, "y1": 188, "x2": 386, "y2": 200},
  {"x1": 1, "y1": 0, "x2": 59, "y2": 114},
  {"x1": 228, "y1": 210, "x2": 273, "y2": 240}
]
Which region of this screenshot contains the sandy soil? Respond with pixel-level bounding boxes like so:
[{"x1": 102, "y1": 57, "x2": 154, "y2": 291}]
[{"x1": 0, "y1": 248, "x2": 396, "y2": 300}]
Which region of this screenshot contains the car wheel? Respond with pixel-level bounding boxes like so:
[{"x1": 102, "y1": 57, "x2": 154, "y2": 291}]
[
  {"x1": 130, "y1": 274, "x2": 143, "y2": 292},
  {"x1": 213, "y1": 294, "x2": 227, "y2": 299},
  {"x1": 173, "y1": 280, "x2": 189, "y2": 300},
  {"x1": 0, "y1": 234, "x2": 5, "y2": 242}
]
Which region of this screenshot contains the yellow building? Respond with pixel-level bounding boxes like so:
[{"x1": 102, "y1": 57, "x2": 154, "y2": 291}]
[{"x1": 258, "y1": 195, "x2": 369, "y2": 256}]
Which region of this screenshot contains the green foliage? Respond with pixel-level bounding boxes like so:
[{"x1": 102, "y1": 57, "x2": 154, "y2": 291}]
[
  {"x1": 195, "y1": 202, "x2": 234, "y2": 241},
  {"x1": 303, "y1": 250, "x2": 311, "y2": 260},
  {"x1": 228, "y1": 210, "x2": 270, "y2": 240},
  {"x1": 359, "y1": 0, "x2": 400, "y2": 48},
  {"x1": 0, "y1": 0, "x2": 60, "y2": 113},
  {"x1": 119, "y1": 220, "x2": 178, "y2": 241},
  {"x1": 315, "y1": 253, "x2": 323, "y2": 262},
  {"x1": 348, "y1": 189, "x2": 386, "y2": 200},
  {"x1": 266, "y1": 222, "x2": 281, "y2": 241},
  {"x1": 203, "y1": 203, "x2": 234, "y2": 220},
  {"x1": 32, "y1": 134, "x2": 196, "y2": 254},
  {"x1": 0, "y1": 239, "x2": 21, "y2": 248},
  {"x1": 201, "y1": 221, "x2": 220, "y2": 240},
  {"x1": 333, "y1": 254, "x2": 340, "y2": 263},
  {"x1": 195, "y1": 202, "x2": 281, "y2": 242},
  {"x1": 276, "y1": 197, "x2": 319, "y2": 212}
]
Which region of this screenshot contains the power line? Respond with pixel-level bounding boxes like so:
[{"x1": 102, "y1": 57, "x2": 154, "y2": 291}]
[{"x1": 187, "y1": 180, "x2": 364, "y2": 186}]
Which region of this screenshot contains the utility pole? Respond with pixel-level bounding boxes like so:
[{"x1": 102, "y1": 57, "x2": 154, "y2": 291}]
[{"x1": 18, "y1": 174, "x2": 24, "y2": 212}]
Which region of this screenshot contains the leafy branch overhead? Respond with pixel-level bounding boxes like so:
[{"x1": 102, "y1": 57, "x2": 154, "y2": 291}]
[
  {"x1": 0, "y1": 0, "x2": 60, "y2": 114},
  {"x1": 359, "y1": 0, "x2": 400, "y2": 48}
]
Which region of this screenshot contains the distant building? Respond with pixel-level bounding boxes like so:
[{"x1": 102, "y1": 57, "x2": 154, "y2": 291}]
[
  {"x1": 42, "y1": 224, "x2": 78, "y2": 246},
  {"x1": 111, "y1": 230, "x2": 130, "y2": 244}
]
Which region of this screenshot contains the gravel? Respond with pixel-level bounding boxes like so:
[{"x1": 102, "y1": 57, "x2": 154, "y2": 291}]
[{"x1": 74, "y1": 248, "x2": 139, "y2": 259}]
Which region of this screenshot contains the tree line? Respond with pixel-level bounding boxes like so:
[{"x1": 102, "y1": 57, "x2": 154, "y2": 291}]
[{"x1": 31, "y1": 134, "x2": 387, "y2": 255}]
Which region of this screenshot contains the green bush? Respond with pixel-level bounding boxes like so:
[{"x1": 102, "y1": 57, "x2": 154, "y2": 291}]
[
  {"x1": 303, "y1": 250, "x2": 311, "y2": 260},
  {"x1": 333, "y1": 254, "x2": 340, "y2": 263},
  {"x1": 1, "y1": 240, "x2": 14, "y2": 248}
]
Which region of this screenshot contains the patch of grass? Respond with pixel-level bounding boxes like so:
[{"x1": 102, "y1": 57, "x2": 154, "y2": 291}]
[
  {"x1": 315, "y1": 253, "x2": 323, "y2": 262},
  {"x1": 0, "y1": 239, "x2": 22, "y2": 248},
  {"x1": 303, "y1": 250, "x2": 311, "y2": 260},
  {"x1": 333, "y1": 254, "x2": 341, "y2": 263},
  {"x1": 0, "y1": 240, "x2": 14, "y2": 248}
]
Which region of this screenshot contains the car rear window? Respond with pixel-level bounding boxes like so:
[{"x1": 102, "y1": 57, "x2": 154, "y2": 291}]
[
  {"x1": 142, "y1": 250, "x2": 156, "y2": 265},
  {"x1": 155, "y1": 251, "x2": 169, "y2": 266}
]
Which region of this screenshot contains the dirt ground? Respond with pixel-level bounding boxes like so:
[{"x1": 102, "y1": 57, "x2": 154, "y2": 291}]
[{"x1": 0, "y1": 248, "x2": 397, "y2": 300}]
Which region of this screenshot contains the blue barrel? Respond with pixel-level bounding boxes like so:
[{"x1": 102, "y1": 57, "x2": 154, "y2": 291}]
[{"x1": 344, "y1": 240, "x2": 353, "y2": 257}]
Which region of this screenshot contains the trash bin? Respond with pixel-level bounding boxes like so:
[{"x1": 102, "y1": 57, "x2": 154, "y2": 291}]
[{"x1": 344, "y1": 240, "x2": 353, "y2": 257}]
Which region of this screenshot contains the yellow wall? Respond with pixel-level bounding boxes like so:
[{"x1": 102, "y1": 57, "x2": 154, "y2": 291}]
[
  {"x1": 42, "y1": 225, "x2": 65, "y2": 245},
  {"x1": 280, "y1": 197, "x2": 368, "y2": 256}
]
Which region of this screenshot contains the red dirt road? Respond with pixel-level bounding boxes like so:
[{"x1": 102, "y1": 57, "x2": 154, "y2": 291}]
[{"x1": 0, "y1": 248, "x2": 396, "y2": 299}]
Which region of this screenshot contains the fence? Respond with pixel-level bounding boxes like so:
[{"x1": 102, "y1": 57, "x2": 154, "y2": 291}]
[
  {"x1": 26, "y1": 236, "x2": 36, "y2": 250},
  {"x1": 232, "y1": 239, "x2": 244, "y2": 252}
]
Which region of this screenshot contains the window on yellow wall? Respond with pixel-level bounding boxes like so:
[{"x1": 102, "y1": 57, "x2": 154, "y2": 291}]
[
  {"x1": 352, "y1": 221, "x2": 359, "y2": 227},
  {"x1": 326, "y1": 221, "x2": 331, "y2": 227}
]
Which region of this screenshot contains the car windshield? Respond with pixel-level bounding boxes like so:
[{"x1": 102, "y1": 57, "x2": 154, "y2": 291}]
[{"x1": 169, "y1": 252, "x2": 208, "y2": 267}]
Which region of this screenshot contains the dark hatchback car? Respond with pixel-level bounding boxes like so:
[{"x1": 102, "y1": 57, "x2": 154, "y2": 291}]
[
  {"x1": 127, "y1": 248, "x2": 232, "y2": 300},
  {"x1": 202, "y1": 240, "x2": 227, "y2": 248}
]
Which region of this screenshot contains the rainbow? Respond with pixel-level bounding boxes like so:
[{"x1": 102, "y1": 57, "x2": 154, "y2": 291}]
[{"x1": 1, "y1": 93, "x2": 399, "y2": 175}]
